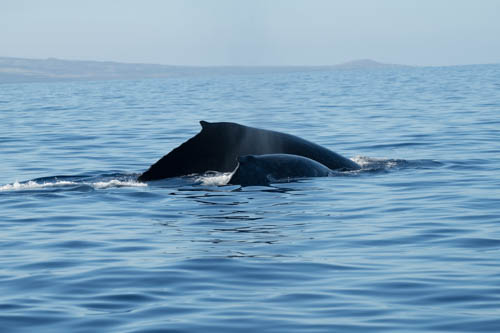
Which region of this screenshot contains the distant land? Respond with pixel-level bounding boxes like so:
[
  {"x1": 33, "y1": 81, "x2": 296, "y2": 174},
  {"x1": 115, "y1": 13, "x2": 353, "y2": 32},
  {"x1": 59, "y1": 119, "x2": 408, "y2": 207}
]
[{"x1": 0, "y1": 57, "x2": 408, "y2": 84}]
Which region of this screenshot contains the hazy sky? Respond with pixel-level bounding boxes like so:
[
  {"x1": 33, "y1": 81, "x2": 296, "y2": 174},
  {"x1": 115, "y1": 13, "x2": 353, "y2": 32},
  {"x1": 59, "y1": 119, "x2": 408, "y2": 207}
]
[{"x1": 2, "y1": 0, "x2": 500, "y2": 66}]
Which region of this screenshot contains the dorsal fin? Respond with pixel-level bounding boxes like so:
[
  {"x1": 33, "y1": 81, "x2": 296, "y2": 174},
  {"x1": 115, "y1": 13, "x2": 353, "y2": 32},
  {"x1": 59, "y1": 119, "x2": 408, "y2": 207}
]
[{"x1": 200, "y1": 120, "x2": 211, "y2": 129}]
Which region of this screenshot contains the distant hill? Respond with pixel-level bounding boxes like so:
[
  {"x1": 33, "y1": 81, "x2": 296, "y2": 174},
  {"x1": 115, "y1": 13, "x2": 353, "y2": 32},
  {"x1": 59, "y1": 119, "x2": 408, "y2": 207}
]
[
  {"x1": 0, "y1": 57, "x2": 408, "y2": 84},
  {"x1": 332, "y1": 59, "x2": 406, "y2": 69},
  {"x1": 0, "y1": 57, "x2": 199, "y2": 83}
]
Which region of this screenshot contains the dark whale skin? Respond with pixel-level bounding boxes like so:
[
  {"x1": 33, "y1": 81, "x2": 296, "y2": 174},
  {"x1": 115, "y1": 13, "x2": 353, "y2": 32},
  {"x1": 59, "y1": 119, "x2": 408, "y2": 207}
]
[
  {"x1": 138, "y1": 121, "x2": 360, "y2": 181},
  {"x1": 229, "y1": 154, "x2": 333, "y2": 186}
]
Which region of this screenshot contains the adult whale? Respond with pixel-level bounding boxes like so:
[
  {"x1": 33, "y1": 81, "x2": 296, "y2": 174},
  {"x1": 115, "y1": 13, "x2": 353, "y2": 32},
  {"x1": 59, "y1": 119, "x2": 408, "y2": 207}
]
[
  {"x1": 138, "y1": 121, "x2": 360, "y2": 181},
  {"x1": 228, "y1": 154, "x2": 334, "y2": 186}
]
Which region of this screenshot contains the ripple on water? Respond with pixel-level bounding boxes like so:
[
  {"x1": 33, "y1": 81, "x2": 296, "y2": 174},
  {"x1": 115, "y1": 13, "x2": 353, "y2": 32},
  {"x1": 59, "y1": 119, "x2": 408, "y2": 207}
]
[{"x1": 1, "y1": 65, "x2": 500, "y2": 332}]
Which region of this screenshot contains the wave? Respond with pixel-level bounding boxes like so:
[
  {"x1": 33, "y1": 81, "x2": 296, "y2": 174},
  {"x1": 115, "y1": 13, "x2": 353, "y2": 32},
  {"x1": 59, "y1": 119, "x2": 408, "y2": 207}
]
[
  {"x1": 193, "y1": 172, "x2": 233, "y2": 186},
  {"x1": 0, "y1": 180, "x2": 79, "y2": 191},
  {"x1": 92, "y1": 179, "x2": 147, "y2": 189},
  {"x1": 0, "y1": 175, "x2": 146, "y2": 192},
  {"x1": 351, "y1": 156, "x2": 443, "y2": 172}
]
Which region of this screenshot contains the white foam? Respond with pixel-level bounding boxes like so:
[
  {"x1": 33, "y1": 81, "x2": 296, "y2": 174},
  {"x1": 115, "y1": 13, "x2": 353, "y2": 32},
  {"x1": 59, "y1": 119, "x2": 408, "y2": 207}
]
[
  {"x1": 92, "y1": 179, "x2": 147, "y2": 189},
  {"x1": 351, "y1": 156, "x2": 402, "y2": 169},
  {"x1": 0, "y1": 180, "x2": 77, "y2": 191},
  {"x1": 195, "y1": 172, "x2": 232, "y2": 186},
  {"x1": 0, "y1": 179, "x2": 147, "y2": 191}
]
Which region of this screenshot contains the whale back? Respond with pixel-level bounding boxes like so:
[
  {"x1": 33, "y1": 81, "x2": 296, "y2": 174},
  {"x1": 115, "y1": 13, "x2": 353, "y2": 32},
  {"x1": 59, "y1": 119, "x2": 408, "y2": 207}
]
[
  {"x1": 138, "y1": 121, "x2": 359, "y2": 181},
  {"x1": 229, "y1": 154, "x2": 333, "y2": 186}
]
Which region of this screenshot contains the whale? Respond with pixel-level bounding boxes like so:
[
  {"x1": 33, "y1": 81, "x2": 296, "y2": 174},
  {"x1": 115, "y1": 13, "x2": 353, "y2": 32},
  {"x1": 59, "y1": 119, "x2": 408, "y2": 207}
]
[
  {"x1": 228, "y1": 154, "x2": 334, "y2": 186},
  {"x1": 138, "y1": 121, "x2": 360, "y2": 181}
]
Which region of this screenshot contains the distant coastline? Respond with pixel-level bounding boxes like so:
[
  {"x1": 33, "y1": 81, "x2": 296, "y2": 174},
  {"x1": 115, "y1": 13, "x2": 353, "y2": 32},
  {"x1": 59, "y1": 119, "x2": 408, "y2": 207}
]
[{"x1": 0, "y1": 57, "x2": 407, "y2": 84}]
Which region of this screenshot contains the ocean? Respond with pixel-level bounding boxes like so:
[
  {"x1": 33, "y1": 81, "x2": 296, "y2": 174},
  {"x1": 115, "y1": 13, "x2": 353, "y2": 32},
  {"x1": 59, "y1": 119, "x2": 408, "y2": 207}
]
[{"x1": 1, "y1": 64, "x2": 500, "y2": 332}]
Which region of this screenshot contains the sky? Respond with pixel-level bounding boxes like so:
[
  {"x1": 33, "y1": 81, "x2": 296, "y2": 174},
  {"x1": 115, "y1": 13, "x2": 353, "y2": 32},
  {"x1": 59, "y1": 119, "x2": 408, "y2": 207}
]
[{"x1": 2, "y1": 0, "x2": 500, "y2": 66}]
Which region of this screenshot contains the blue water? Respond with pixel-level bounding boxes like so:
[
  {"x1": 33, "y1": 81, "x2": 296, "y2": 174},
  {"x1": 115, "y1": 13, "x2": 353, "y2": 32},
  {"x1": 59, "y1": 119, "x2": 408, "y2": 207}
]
[{"x1": 1, "y1": 65, "x2": 500, "y2": 332}]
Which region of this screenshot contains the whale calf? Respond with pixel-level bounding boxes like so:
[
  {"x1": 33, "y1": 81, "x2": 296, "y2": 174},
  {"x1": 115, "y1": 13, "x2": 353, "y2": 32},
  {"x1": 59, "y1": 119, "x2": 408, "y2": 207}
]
[
  {"x1": 138, "y1": 121, "x2": 360, "y2": 181},
  {"x1": 228, "y1": 154, "x2": 333, "y2": 186}
]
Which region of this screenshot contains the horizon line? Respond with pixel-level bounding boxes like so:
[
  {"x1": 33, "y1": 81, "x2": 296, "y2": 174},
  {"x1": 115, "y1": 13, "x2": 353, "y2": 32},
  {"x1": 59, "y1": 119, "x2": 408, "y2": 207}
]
[{"x1": 2, "y1": 55, "x2": 499, "y2": 68}]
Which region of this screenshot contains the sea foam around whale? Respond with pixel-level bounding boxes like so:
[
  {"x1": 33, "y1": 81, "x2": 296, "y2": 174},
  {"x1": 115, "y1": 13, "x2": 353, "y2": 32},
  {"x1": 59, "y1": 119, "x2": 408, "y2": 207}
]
[{"x1": 0, "y1": 178, "x2": 147, "y2": 191}]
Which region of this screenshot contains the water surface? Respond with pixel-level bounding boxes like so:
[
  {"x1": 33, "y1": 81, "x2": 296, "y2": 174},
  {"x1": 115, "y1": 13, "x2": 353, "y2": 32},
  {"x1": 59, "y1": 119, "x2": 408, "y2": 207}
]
[{"x1": 1, "y1": 65, "x2": 500, "y2": 332}]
